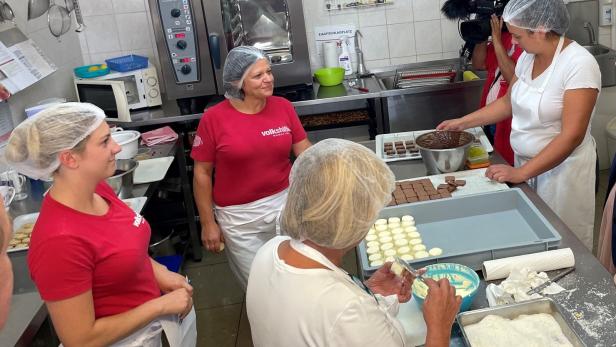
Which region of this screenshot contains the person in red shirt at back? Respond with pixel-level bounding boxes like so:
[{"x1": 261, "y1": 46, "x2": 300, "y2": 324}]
[
  {"x1": 472, "y1": 15, "x2": 523, "y2": 165},
  {"x1": 4, "y1": 103, "x2": 195, "y2": 346},
  {"x1": 192, "y1": 46, "x2": 311, "y2": 290}
]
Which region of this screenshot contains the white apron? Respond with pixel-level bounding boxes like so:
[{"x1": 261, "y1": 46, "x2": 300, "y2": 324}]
[
  {"x1": 288, "y1": 239, "x2": 407, "y2": 345},
  {"x1": 60, "y1": 320, "x2": 163, "y2": 347},
  {"x1": 510, "y1": 36, "x2": 596, "y2": 250},
  {"x1": 215, "y1": 189, "x2": 288, "y2": 290}
]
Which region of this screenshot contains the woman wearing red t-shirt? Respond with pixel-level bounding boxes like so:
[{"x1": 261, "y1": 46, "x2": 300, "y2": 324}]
[
  {"x1": 0, "y1": 198, "x2": 12, "y2": 331},
  {"x1": 192, "y1": 46, "x2": 311, "y2": 290},
  {"x1": 5, "y1": 103, "x2": 194, "y2": 346}
]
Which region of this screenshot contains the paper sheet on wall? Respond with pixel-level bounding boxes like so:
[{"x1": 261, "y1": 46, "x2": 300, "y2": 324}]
[
  {"x1": 0, "y1": 39, "x2": 56, "y2": 95},
  {"x1": 314, "y1": 24, "x2": 356, "y2": 56}
]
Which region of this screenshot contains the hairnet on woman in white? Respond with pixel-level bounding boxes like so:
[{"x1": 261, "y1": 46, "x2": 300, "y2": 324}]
[
  {"x1": 281, "y1": 139, "x2": 395, "y2": 250},
  {"x1": 223, "y1": 46, "x2": 269, "y2": 100},
  {"x1": 4, "y1": 102, "x2": 106, "y2": 180},
  {"x1": 502, "y1": 0, "x2": 570, "y2": 35}
]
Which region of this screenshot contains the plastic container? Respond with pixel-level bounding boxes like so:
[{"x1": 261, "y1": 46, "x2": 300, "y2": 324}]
[
  {"x1": 105, "y1": 54, "x2": 149, "y2": 72},
  {"x1": 74, "y1": 64, "x2": 110, "y2": 78},
  {"x1": 466, "y1": 145, "x2": 489, "y2": 165},
  {"x1": 314, "y1": 67, "x2": 345, "y2": 86},
  {"x1": 412, "y1": 263, "x2": 480, "y2": 312}
]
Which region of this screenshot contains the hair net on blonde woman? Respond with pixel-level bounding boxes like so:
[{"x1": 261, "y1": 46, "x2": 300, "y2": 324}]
[
  {"x1": 281, "y1": 139, "x2": 395, "y2": 250},
  {"x1": 223, "y1": 46, "x2": 269, "y2": 100},
  {"x1": 502, "y1": 0, "x2": 570, "y2": 35},
  {"x1": 4, "y1": 102, "x2": 106, "y2": 180}
]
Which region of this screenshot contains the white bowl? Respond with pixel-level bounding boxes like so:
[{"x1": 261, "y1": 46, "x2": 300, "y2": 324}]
[{"x1": 111, "y1": 130, "x2": 140, "y2": 159}]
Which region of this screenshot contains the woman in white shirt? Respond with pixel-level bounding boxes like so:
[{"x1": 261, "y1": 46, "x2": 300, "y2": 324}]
[
  {"x1": 246, "y1": 139, "x2": 461, "y2": 347},
  {"x1": 439, "y1": 0, "x2": 601, "y2": 250}
]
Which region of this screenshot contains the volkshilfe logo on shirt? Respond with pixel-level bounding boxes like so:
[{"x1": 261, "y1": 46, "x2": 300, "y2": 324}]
[{"x1": 261, "y1": 126, "x2": 291, "y2": 137}]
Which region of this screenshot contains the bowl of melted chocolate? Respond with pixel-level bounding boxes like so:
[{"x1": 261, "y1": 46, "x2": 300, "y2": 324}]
[
  {"x1": 106, "y1": 159, "x2": 138, "y2": 198},
  {"x1": 416, "y1": 130, "x2": 475, "y2": 174}
]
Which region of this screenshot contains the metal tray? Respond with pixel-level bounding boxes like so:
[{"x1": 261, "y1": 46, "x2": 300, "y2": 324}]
[
  {"x1": 457, "y1": 298, "x2": 585, "y2": 347},
  {"x1": 375, "y1": 127, "x2": 493, "y2": 163},
  {"x1": 357, "y1": 188, "x2": 561, "y2": 275}
]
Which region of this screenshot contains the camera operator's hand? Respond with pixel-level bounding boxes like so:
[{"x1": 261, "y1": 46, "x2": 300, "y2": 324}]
[{"x1": 490, "y1": 14, "x2": 504, "y2": 47}]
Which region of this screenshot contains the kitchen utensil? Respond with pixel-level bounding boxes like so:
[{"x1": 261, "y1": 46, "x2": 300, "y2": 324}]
[
  {"x1": 412, "y1": 263, "x2": 480, "y2": 312},
  {"x1": 0, "y1": 185, "x2": 15, "y2": 209},
  {"x1": 314, "y1": 67, "x2": 345, "y2": 86},
  {"x1": 63, "y1": 0, "x2": 73, "y2": 12},
  {"x1": 72, "y1": 0, "x2": 85, "y2": 32},
  {"x1": 0, "y1": 170, "x2": 28, "y2": 201},
  {"x1": 0, "y1": 1, "x2": 14, "y2": 21},
  {"x1": 106, "y1": 159, "x2": 138, "y2": 198},
  {"x1": 48, "y1": 0, "x2": 71, "y2": 38},
  {"x1": 348, "y1": 79, "x2": 369, "y2": 92},
  {"x1": 393, "y1": 255, "x2": 427, "y2": 285},
  {"x1": 28, "y1": 0, "x2": 50, "y2": 20},
  {"x1": 111, "y1": 130, "x2": 141, "y2": 159},
  {"x1": 416, "y1": 130, "x2": 475, "y2": 174},
  {"x1": 526, "y1": 267, "x2": 575, "y2": 296}
]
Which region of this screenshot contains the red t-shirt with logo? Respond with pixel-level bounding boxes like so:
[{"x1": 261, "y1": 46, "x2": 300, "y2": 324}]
[
  {"x1": 28, "y1": 182, "x2": 160, "y2": 319},
  {"x1": 191, "y1": 96, "x2": 307, "y2": 207}
]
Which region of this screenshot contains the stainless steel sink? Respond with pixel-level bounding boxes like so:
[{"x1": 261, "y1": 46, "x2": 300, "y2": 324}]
[
  {"x1": 582, "y1": 44, "x2": 616, "y2": 87},
  {"x1": 583, "y1": 44, "x2": 611, "y2": 56},
  {"x1": 376, "y1": 69, "x2": 486, "y2": 91}
]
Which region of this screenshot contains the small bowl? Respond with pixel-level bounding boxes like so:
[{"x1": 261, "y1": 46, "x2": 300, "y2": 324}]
[
  {"x1": 106, "y1": 159, "x2": 138, "y2": 198},
  {"x1": 412, "y1": 263, "x2": 480, "y2": 312},
  {"x1": 314, "y1": 67, "x2": 345, "y2": 86},
  {"x1": 111, "y1": 130, "x2": 141, "y2": 160},
  {"x1": 416, "y1": 130, "x2": 475, "y2": 175}
]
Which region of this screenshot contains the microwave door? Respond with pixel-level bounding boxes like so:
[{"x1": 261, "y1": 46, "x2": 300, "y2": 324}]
[{"x1": 75, "y1": 80, "x2": 131, "y2": 121}]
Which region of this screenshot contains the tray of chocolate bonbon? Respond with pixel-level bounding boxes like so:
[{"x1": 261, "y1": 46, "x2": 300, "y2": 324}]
[{"x1": 376, "y1": 127, "x2": 493, "y2": 163}]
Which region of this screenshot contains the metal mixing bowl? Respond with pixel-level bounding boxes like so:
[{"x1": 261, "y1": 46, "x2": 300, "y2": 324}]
[
  {"x1": 106, "y1": 159, "x2": 138, "y2": 198},
  {"x1": 416, "y1": 130, "x2": 475, "y2": 175}
]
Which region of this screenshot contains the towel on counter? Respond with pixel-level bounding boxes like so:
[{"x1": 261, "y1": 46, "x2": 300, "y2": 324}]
[{"x1": 141, "y1": 126, "x2": 178, "y2": 146}]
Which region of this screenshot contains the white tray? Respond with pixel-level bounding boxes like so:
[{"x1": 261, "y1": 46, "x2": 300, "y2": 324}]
[
  {"x1": 376, "y1": 127, "x2": 493, "y2": 163},
  {"x1": 404, "y1": 168, "x2": 509, "y2": 198},
  {"x1": 8, "y1": 212, "x2": 39, "y2": 253},
  {"x1": 122, "y1": 197, "x2": 148, "y2": 214},
  {"x1": 134, "y1": 156, "x2": 175, "y2": 184}
]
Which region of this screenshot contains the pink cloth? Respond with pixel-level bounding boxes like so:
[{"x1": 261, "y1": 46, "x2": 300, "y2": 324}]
[
  {"x1": 140, "y1": 126, "x2": 178, "y2": 146},
  {"x1": 598, "y1": 185, "x2": 616, "y2": 277}
]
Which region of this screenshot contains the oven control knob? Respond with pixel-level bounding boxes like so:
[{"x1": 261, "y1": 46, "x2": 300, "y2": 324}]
[
  {"x1": 147, "y1": 77, "x2": 157, "y2": 86},
  {"x1": 181, "y1": 65, "x2": 192, "y2": 75},
  {"x1": 149, "y1": 89, "x2": 159, "y2": 98},
  {"x1": 171, "y1": 8, "x2": 181, "y2": 18},
  {"x1": 176, "y1": 40, "x2": 187, "y2": 50}
]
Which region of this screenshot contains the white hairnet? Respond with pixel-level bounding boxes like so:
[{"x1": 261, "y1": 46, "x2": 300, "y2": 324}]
[
  {"x1": 503, "y1": 0, "x2": 570, "y2": 35},
  {"x1": 281, "y1": 139, "x2": 395, "y2": 250},
  {"x1": 4, "y1": 102, "x2": 106, "y2": 180},
  {"x1": 223, "y1": 46, "x2": 269, "y2": 100}
]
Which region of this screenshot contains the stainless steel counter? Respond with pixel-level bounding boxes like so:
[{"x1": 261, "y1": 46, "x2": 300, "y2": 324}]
[{"x1": 358, "y1": 140, "x2": 616, "y2": 345}]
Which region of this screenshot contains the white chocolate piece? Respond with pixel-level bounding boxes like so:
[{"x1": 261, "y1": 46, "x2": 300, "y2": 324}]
[
  {"x1": 393, "y1": 233, "x2": 407, "y2": 240},
  {"x1": 388, "y1": 217, "x2": 401, "y2": 224},
  {"x1": 388, "y1": 223, "x2": 400, "y2": 230},
  {"x1": 394, "y1": 239, "x2": 408, "y2": 247},
  {"x1": 400, "y1": 254, "x2": 414, "y2": 261},
  {"x1": 365, "y1": 234, "x2": 378, "y2": 242},
  {"x1": 380, "y1": 243, "x2": 394, "y2": 251},
  {"x1": 366, "y1": 246, "x2": 381, "y2": 255},
  {"x1": 375, "y1": 225, "x2": 388, "y2": 232},
  {"x1": 384, "y1": 249, "x2": 396, "y2": 257},
  {"x1": 370, "y1": 260, "x2": 384, "y2": 267},
  {"x1": 390, "y1": 261, "x2": 405, "y2": 277},
  {"x1": 366, "y1": 241, "x2": 380, "y2": 248},
  {"x1": 385, "y1": 256, "x2": 396, "y2": 262},
  {"x1": 369, "y1": 253, "x2": 383, "y2": 261},
  {"x1": 401, "y1": 215, "x2": 414, "y2": 223},
  {"x1": 379, "y1": 236, "x2": 393, "y2": 244},
  {"x1": 367, "y1": 228, "x2": 376, "y2": 235},
  {"x1": 409, "y1": 238, "x2": 423, "y2": 245},
  {"x1": 390, "y1": 227, "x2": 404, "y2": 235},
  {"x1": 397, "y1": 246, "x2": 411, "y2": 254},
  {"x1": 405, "y1": 226, "x2": 418, "y2": 233},
  {"x1": 401, "y1": 221, "x2": 415, "y2": 227},
  {"x1": 412, "y1": 244, "x2": 427, "y2": 252},
  {"x1": 428, "y1": 247, "x2": 443, "y2": 256},
  {"x1": 219, "y1": 243, "x2": 225, "y2": 252},
  {"x1": 375, "y1": 219, "x2": 388, "y2": 225},
  {"x1": 414, "y1": 251, "x2": 429, "y2": 259},
  {"x1": 407, "y1": 231, "x2": 421, "y2": 239},
  {"x1": 378, "y1": 231, "x2": 391, "y2": 238}
]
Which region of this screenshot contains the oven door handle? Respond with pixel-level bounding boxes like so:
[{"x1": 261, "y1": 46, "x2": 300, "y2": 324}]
[{"x1": 209, "y1": 33, "x2": 221, "y2": 70}]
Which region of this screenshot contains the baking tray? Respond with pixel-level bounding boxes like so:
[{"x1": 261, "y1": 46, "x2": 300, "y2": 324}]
[
  {"x1": 357, "y1": 188, "x2": 561, "y2": 275},
  {"x1": 134, "y1": 156, "x2": 174, "y2": 184},
  {"x1": 457, "y1": 298, "x2": 585, "y2": 347},
  {"x1": 375, "y1": 127, "x2": 493, "y2": 163},
  {"x1": 8, "y1": 212, "x2": 39, "y2": 253}
]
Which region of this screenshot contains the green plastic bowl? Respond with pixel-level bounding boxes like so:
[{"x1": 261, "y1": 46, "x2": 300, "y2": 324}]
[{"x1": 314, "y1": 67, "x2": 345, "y2": 86}]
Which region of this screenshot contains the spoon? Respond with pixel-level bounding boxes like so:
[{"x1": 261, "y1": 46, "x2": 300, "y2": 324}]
[{"x1": 393, "y1": 255, "x2": 427, "y2": 285}]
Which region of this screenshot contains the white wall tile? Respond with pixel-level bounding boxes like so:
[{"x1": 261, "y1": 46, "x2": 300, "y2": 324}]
[
  {"x1": 390, "y1": 56, "x2": 417, "y2": 66},
  {"x1": 358, "y1": 9, "x2": 386, "y2": 28},
  {"x1": 442, "y1": 51, "x2": 460, "y2": 59},
  {"x1": 360, "y1": 25, "x2": 389, "y2": 60},
  {"x1": 387, "y1": 23, "x2": 415, "y2": 58},
  {"x1": 414, "y1": 20, "x2": 442, "y2": 54},
  {"x1": 112, "y1": 0, "x2": 146, "y2": 13},
  {"x1": 79, "y1": 0, "x2": 114, "y2": 17},
  {"x1": 417, "y1": 53, "x2": 442, "y2": 62},
  {"x1": 89, "y1": 50, "x2": 124, "y2": 65},
  {"x1": 83, "y1": 15, "x2": 122, "y2": 53},
  {"x1": 365, "y1": 58, "x2": 391, "y2": 70},
  {"x1": 386, "y1": 0, "x2": 413, "y2": 25},
  {"x1": 599, "y1": 33, "x2": 611, "y2": 47},
  {"x1": 441, "y1": 19, "x2": 463, "y2": 52},
  {"x1": 116, "y1": 12, "x2": 152, "y2": 51},
  {"x1": 412, "y1": 0, "x2": 441, "y2": 22},
  {"x1": 77, "y1": 32, "x2": 90, "y2": 54},
  {"x1": 329, "y1": 11, "x2": 359, "y2": 28},
  {"x1": 303, "y1": 0, "x2": 330, "y2": 32}
]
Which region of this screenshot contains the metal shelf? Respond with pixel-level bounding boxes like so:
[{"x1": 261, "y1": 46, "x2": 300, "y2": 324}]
[{"x1": 325, "y1": 1, "x2": 394, "y2": 11}]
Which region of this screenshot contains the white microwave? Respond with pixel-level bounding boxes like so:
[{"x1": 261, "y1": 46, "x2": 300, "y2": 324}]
[{"x1": 74, "y1": 66, "x2": 163, "y2": 122}]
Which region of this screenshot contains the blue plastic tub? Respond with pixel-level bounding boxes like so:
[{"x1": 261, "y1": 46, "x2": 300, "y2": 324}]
[
  {"x1": 74, "y1": 64, "x2": 110, "y2": 78},
  {"x1": 154, "y1": 255, "x2": 183, "y2": 273},
  {"x1": 105, "y1": 54, "x2": 148, "y2": 72},
  {"x1": 412, "y1": 263, "x2": 480, "y2": 312}
]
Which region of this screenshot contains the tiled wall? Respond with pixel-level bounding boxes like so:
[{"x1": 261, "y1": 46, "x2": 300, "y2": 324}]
[
  {"x1": 303, "y1": 0, "x2": 464, "y2": 71},
  {"x1": 77, "y1": 0, "x2": 160, "y2": 76}
]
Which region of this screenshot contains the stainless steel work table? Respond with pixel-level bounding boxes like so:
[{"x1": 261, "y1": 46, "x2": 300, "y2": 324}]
[{"x1": 359, "y1": 140, "x2": 616, "y2": 345}]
